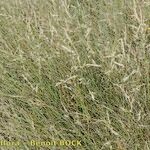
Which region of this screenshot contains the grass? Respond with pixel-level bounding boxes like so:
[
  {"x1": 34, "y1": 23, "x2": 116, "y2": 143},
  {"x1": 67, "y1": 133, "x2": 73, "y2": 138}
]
[{"x1": 0, "y1": 0, "x2": 150, "y2": 149}]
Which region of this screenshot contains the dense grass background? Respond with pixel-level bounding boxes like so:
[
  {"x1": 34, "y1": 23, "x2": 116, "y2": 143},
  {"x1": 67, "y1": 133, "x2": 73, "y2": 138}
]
[{"x1": 0, "y1": 0, "x2": 150, "y2": 149}]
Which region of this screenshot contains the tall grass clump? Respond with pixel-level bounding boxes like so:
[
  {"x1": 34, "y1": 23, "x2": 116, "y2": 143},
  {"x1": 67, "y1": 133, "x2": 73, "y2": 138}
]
[{"x1": 0, "y1": 0, "x2": 150, "y2": 149}]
